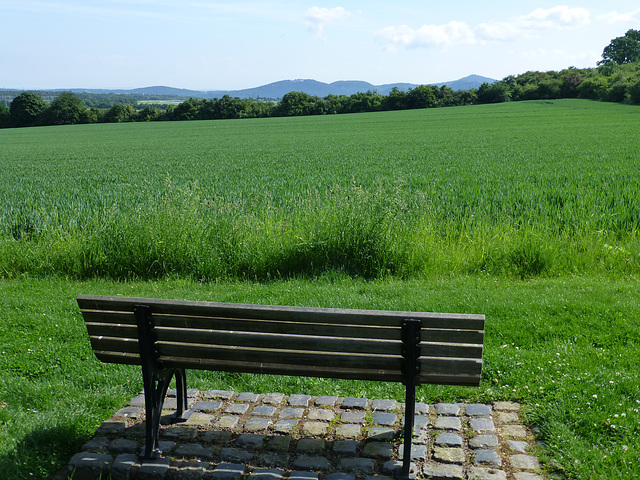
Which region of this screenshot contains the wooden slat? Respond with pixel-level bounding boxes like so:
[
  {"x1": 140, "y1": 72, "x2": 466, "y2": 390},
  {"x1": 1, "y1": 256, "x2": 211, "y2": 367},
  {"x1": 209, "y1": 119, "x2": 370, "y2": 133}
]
[
  {"x1": 80, "y1": 310, "x2": 136, "y2": 325},
  {"x1": 86, "y1": 322, "x2": 138, "y2": 338},
  {"x1": 155, "y1": 316, "x2": 484, "y2": 344},
  {"x1": 421, "y1": 343, "x2": 483, "y2": 359},
  {"x1": 419, "y1": 373, "x2": 481, "y2": 386},
  {"x1": 87, "y1": 324, "x2": 482, "y2": 360},
  {"x1": 153, "y1": 328, "x2": 482, "y2": 358},
  {"x1": 77, "y1": 294, "x2": 485, "y2": 330},
  {"x1": 89, "y1": 336, "x2": 483, "y2": 378},
  {"x1": 155, "y1": 314, "x2": 401, "y2": 340},
  {"x1": 83, "y1": 311, "x2": 483, "y2": 345},
  {"x1": 155, "y1": 328, "x2": 401, "y2": 355},
  {"x1": 160, "y1": 357, "x2": 404, "y2": 382},
  {"x1": 157, "y1": 342, "x2": 401, "y2": 371},
  {"x1": 418, "y1": 357, "x2": 482, "y2": 376},
  {"x1": 93, "y1": 351, "x2": 141, "y2": 365},
  {"x1": 89, "y1": 336, "x2": 139, "y2": 355}
]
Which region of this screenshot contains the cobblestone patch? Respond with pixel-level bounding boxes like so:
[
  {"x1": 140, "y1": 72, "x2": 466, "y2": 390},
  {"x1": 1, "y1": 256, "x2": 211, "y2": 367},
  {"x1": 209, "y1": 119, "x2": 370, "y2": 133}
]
[{"x1": 54, "y1": 391, "x2": 545, "y2": 479}]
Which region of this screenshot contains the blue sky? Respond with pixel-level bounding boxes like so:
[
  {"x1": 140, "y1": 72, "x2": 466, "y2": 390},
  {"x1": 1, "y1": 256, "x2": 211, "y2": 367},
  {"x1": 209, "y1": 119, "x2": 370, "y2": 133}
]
[{"x1": 1, "y1": 1, "x2": 639, "y2": 90}]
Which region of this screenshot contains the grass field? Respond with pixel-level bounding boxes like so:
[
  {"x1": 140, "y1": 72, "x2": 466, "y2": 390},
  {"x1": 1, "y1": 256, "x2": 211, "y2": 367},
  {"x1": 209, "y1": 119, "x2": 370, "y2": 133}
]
[{"x1": 1, "y1": 99, "x2": 639, "y2": 479}]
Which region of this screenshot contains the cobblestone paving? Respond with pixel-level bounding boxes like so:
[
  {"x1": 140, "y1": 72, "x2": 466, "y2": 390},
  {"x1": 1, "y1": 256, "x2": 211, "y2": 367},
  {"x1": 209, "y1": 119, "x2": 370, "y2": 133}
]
[{"x1": 54, "y1": 390, "x2": 545, "y2": 480}]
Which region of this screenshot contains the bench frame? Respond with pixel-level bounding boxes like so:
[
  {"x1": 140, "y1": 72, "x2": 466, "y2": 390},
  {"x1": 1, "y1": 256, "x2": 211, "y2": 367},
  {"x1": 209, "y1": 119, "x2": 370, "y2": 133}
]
[{"x1": 78, "y1": 295, "x2": 484, "y2": 479}]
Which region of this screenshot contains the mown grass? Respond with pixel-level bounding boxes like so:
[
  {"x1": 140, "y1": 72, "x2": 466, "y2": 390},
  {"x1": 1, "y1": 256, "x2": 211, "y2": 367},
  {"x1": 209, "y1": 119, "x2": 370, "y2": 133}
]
[
  {"x1": 1, "y1": 99, "x2": 639, "y2": 281},
  {"x1": 0, "y1": 275, "x2": 639, "y2": 479}
]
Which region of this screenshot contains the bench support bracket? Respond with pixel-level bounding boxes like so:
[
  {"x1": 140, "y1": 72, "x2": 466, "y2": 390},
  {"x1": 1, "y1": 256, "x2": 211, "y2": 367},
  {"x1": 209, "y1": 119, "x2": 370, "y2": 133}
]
[
  {"x1": 400, "y1": 318, "x2": 421, "y2": 480},
  {"x1": 135, "y1": 305, "x2": 188, "y2": 460}
]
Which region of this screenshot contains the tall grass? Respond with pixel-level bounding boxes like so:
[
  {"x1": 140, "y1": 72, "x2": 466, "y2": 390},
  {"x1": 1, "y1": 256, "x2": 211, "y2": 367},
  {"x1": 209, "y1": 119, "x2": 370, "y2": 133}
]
[{"x1": 1, "y1": 177, "x2": 637, "y2": 280}]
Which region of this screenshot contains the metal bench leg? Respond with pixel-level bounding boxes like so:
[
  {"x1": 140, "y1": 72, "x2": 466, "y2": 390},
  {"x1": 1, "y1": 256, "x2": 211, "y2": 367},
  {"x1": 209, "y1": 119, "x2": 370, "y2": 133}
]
[
  {"x1": 140, "y1": 368, "x2": 173, "y2": 459},
  {"x1": 400, "y1": 318, "x2": 421, "y2": 480},
  {"x1": 173, "y1": 368, "x2": 188, "y2": 421},
  {"x1": 135, "y1": 305, "x2": 183, "y2": 460}
]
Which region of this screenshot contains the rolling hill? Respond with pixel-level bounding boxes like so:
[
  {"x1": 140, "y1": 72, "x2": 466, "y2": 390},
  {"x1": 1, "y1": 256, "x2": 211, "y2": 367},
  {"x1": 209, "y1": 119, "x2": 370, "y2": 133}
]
[{"x1": 56, "y1": 74, "x2": 495, "y2": 100}]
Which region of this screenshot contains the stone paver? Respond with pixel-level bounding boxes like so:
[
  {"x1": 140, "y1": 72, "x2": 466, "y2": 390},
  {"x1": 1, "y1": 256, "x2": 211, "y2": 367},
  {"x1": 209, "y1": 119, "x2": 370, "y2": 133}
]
[
  {"x1": 434, "y1": 416, "x2": 462, "y2": 431},
  {"x1": 315, "y1": 396, "x2": 339, "y2": 407},
  {"x1": 371, "y1": 399, "x2": 399, "y2": 411},
  {"x1": 263, "y1": 393, "x2": 286, "y2": 405},
  {"x1": 303, "y1": 422, "x2": 329, "y2": 436},
  {"x1": 253, "y1": 405, "x2": 278, "y2": 417},
  {"x1": 469, "y1": 434, "x2": 499, "y2": 449},
  {"x1": 244, "y1": 418, "x2": 272, "y2": 432},
  {"x1": 433, "y1": 446, "x2": 466, "y2": 464},
  {"x1": 474, "y1": 449, "x2": 503, "y2": 467},
  {"x1": 308, "y1": 409, "x2": 335, "y2": 421},
  {"x1": 279, "y1": 407, "x2": 305, "y2": 419},
  {"x1": 341, "y1": 397, "x2": 369, "y2": 409},
  {"x1": 422, "y1": 462, "x2": 464, "y2": 479},
  {"x1": 238, "y1": 392, "x2": 261, "y2": 403},
  {"x1": 372, "y1": 412, "x2": 397, "y2": 426},
  {"x1": 288, "y1": 394, "x2": 312, "y2": 407},
  {"x1": 367, "y1": 427, "x2": 395, "y2": 440},
  {"x1": 335, "y1": 424, "x2": 362, "y2": 438},
  {"x1": 434, "y1": 403, "x2": 461, "y2": 416},
  {"x1": 469, "y1": 417, "x2": 496, "y2": 433},
  {"x1": 436, "y1": 432, "x2": 463, "y2": 446},
  {"x1": 333, "y1": 440, "x2": 359, "y2": 456},
  {"x1": 194, "y1": 401, "x2": 223, "y2": 412},
  {"x1": 466, "y1": 403, "x2": 493, "y2": 416},
  {"x1": 274, "y1": 419, "x2": 297, "y2": 433},
  {"x1": 58, "y1": 390, "x2": 544, "y2": 480}
]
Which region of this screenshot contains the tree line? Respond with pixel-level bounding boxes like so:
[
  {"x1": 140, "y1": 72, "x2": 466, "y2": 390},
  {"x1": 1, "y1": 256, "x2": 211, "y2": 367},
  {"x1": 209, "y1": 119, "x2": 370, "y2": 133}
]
[{"x1": 2, "y1": 30, "x2": 639, "y2": 129}]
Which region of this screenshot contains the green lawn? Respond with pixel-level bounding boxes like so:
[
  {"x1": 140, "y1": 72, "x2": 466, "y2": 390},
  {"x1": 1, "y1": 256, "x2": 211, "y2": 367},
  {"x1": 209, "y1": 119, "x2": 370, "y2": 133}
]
[{"x1": 1, "y1": 275, "x2": 639, "y2": 479}]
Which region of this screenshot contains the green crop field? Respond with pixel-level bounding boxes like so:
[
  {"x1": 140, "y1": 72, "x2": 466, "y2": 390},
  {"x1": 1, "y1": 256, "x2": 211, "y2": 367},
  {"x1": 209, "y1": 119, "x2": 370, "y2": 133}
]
[
  {"x1": 1, "y1": 99, "x2": 639, "y2": 281},
  {"x1": 1, "y1": 99, "x2": 639, "y2": 479}
]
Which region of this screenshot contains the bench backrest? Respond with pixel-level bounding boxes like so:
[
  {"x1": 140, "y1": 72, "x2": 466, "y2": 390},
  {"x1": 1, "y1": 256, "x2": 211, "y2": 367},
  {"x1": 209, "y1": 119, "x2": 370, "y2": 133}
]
[{"x1": 77, "y1": 295, "x2": 484, "y2": 386}]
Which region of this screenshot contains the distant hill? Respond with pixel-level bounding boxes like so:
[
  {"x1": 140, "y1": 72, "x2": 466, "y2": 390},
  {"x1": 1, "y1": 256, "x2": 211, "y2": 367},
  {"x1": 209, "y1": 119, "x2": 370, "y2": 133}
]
[
  {"x1": 68, "y1": 75, "x2": 496, "y2": 100},
  {"x1": 1, "y1": 75, "x2": 496, "y2": 105},
  {"x1": 187, "y1": 74, "x2": 495, "y2": 99}
]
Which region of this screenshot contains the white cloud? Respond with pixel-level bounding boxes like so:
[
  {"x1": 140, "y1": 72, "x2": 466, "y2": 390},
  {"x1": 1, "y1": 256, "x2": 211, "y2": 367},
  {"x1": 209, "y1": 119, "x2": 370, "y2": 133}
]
[
  {"x1": 377, "y1": 5, "x2": 591, "y2": 50},
  {"x1": 518, "y1": 6, "x2": 590, "y2": 29},
  {"x1": 597, "y1": 7, "x2": 640, "y2": 23},
  {"x1": 304, "y1": 6, "x2": 352, "y2": 39},
  {"x1": 376, "y1": 21, "x2": 475, "y2": 50},
  {"x1": 475, "y1": 21, "x2": 524, "y2": 41}
]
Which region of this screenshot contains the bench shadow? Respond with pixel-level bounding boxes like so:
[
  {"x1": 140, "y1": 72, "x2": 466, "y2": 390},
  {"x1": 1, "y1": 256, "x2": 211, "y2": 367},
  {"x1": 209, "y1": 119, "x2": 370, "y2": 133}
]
[{"x1": 0, "y1": 423, "x2": 89, "y2": 480}]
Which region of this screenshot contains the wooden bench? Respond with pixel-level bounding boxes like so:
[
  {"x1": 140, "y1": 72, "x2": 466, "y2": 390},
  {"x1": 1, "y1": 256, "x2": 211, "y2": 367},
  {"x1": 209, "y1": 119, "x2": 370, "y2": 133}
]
[{"x1": 77, "y1": 294, "x2": 484, "y2": 478}]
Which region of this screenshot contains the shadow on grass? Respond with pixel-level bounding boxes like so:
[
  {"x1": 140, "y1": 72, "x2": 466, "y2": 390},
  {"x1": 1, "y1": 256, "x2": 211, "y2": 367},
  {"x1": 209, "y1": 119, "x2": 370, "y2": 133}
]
[{"x1": 0, "y1": 423, "x2": 89, "y2": 480}]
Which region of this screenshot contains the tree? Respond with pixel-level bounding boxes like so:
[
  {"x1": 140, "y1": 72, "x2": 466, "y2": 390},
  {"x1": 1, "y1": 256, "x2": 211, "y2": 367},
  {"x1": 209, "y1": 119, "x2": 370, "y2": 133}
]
[
  {"x1": 382, "y1": 87, "x2": 407, "y2": 110},
  {"x1": 477, "y1": 82, "x2": 511, "y2": 104},
  {"x1": 560, "y1": 70, "x2": 584, "y2": 98},
  {"x1": 136, "y1": 106, "x2": 161, "y2": 122},
  {"x1": 0, "y1": 103, "x2": 10, "y2": 128},
  {"x1": 630, "y1": 79, "x2": 640, "y2": 104},
  {"x1": 102, "y1": 103, "x2": 135, "y2": 123},
  {"x1": 10, "y1": 91, "x2": 47, "y2": 127},
  {"x1": 599, "y1": 29, "x2": 640, "y2": 66},
  {"x1": 405, "y1": 85, "x2": 438, "y2": 109},
  {"x1": 323, "y1": 94, "x2": 350, "y2": 114},
  {"x1": 348, "y1": 90, "x2": 382, "y2": 113},
  {"x1": 276, "y1": 91, "x2": 324, "y2": 116},
  {"x1": 43, "y1": 92, "x2": 90, "y2": 125}
]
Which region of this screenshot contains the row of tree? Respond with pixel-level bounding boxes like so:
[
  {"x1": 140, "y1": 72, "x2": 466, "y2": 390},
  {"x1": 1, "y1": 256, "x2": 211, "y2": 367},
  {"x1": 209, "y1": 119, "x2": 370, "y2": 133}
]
[{"x1": 2, "y1": 30, "x2": 639, "y2": 129}]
